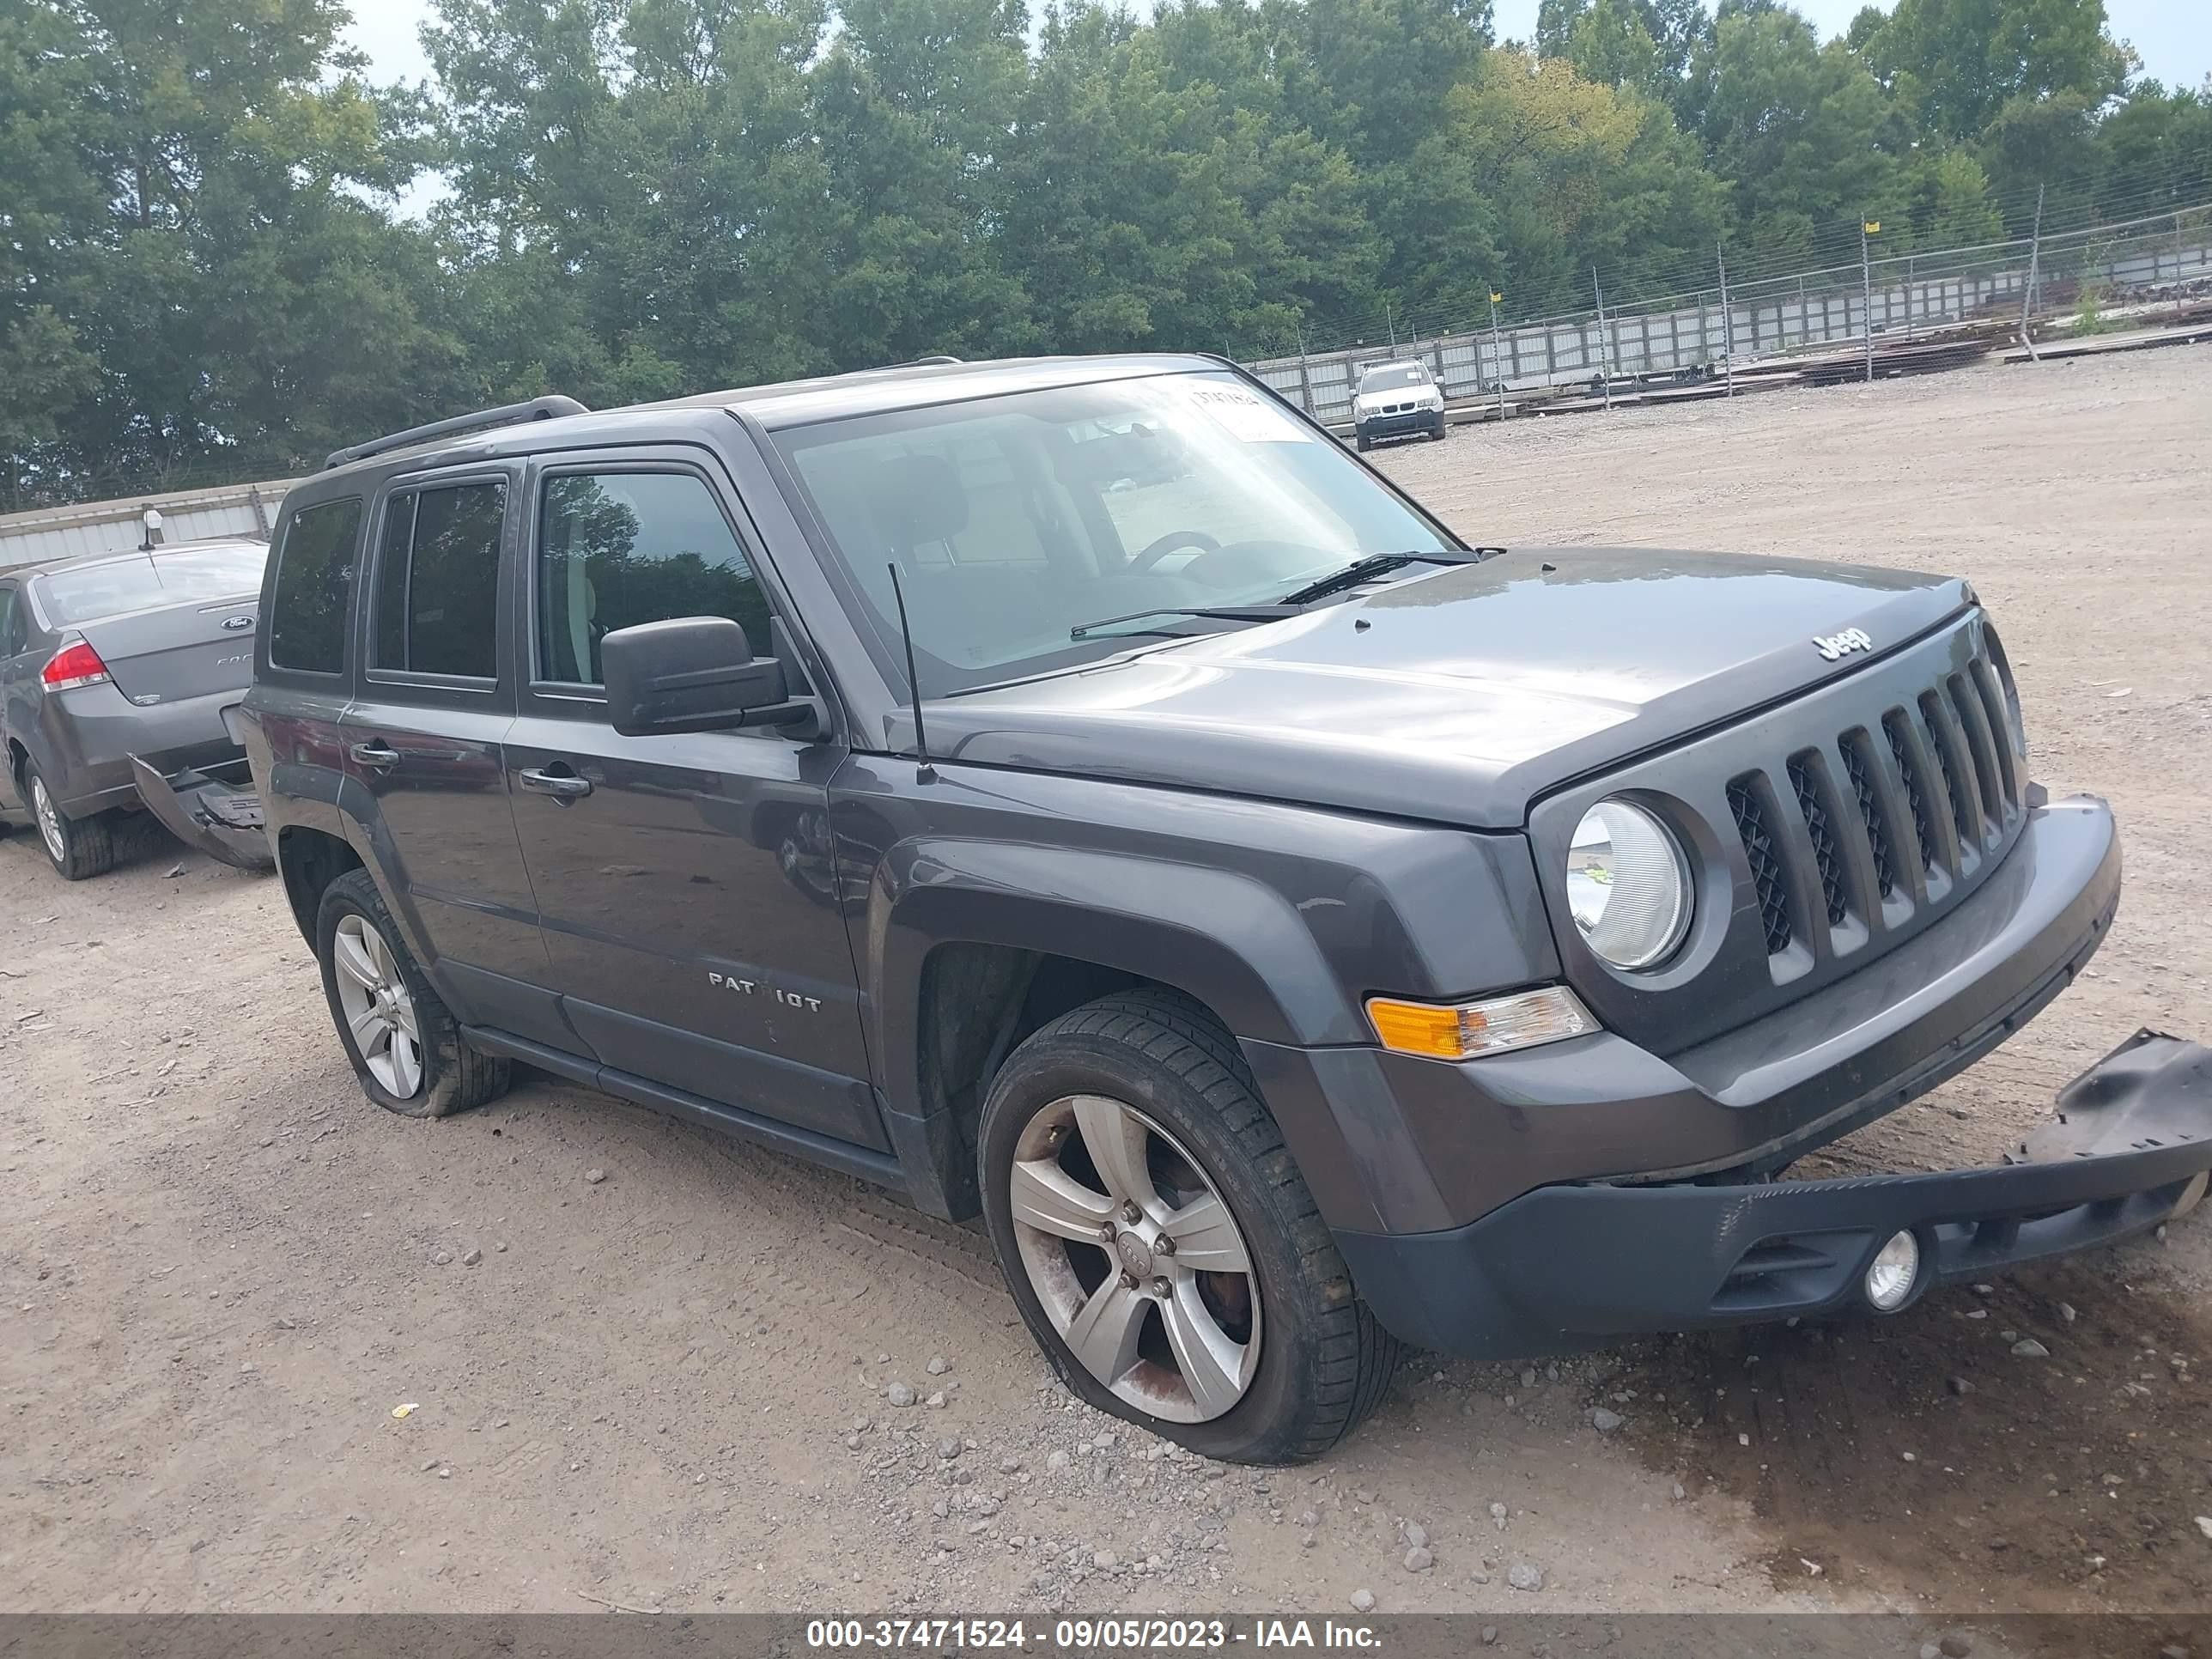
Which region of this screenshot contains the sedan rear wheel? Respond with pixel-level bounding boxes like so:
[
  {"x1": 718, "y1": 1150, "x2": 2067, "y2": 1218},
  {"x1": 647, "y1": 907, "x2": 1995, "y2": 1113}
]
[{"x1": 26, "y1": 763, "x2": 116, "y2": 880}]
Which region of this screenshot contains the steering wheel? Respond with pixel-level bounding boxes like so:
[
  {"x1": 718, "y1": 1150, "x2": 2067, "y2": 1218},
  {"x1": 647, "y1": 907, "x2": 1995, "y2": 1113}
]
[{"x1": 1127, "y1": 529, "x2": 1222, "y2": 574}]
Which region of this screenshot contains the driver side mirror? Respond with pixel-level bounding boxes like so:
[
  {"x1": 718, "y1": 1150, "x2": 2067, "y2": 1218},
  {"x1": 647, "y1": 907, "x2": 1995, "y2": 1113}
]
[{"x1": 601, "y1": 617, "x2": 812, "y2": 738}]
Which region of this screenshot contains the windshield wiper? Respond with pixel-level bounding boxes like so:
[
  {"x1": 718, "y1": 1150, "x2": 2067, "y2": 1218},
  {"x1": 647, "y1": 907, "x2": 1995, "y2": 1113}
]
[
  {"x1": 1273, "y1": 550, "x2": 1484, "y2": 607},
  {"x1": 1067, "y1": 550, "x2": 1488, "y2": 640},
  {"x1": 1068, "y1": 605, "x2": 1292, "y2": 641}
]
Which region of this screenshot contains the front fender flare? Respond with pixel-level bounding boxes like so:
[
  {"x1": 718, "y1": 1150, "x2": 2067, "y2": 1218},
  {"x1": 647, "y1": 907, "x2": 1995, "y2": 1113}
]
[{"x1": 866, "y1": 837, "x2": 1387, "y2": 1227}]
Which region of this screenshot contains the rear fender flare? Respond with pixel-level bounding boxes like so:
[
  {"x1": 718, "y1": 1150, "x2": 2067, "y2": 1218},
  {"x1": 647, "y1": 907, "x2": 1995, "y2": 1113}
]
[{"x1": 330, "y1": 771, "x2": 441, "y2": 969}]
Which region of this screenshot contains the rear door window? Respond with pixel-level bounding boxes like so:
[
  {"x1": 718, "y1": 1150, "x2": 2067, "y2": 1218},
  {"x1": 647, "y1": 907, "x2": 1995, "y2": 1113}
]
[
  {"x1": 534, "y1": 470, "x2": 768, "y2": 687},
  {"x1": 269, "y1": 499, "x2": 365, "y2": 674},
  {"x1": 0, "y1": 586, "x2": 21, "y2": 656},
  {"x1": 371, "y1": 481, "x2": 507, "y2": 679}
]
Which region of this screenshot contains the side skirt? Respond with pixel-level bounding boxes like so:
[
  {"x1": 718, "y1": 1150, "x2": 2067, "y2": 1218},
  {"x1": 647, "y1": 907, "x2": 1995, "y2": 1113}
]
[{"x1": 460, "y1": 1024, "x2": 911, "y2": 1198}]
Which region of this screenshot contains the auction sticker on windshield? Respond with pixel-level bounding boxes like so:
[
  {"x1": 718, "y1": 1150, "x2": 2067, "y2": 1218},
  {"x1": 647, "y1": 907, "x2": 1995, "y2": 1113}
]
[{"x1": 1182, "y1": 381, "x2": 1313, "y2": 443}]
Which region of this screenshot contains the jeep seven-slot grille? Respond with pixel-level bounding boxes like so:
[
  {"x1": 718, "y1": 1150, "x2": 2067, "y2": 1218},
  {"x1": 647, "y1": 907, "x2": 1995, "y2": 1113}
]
[
  {"x1": 1728, "y1": 779, "x2": 1793, "y2": 954},
  {"x1": 1728, "y1": 641, "x2": 2021, "y2": 961},
  {"x1": 1884, "y1": 713, "x2": 1942, "y2": 877},
  {"x1": 1786, "y1": 754, "x2": 1850, "y2": 927},
  {"x1": 1840, "y1": 737, "x2": 1898, "y2": 898}
]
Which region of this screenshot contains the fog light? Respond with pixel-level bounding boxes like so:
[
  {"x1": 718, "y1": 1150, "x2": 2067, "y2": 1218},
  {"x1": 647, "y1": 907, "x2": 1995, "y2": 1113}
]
[
  {"x1": 1863, "y1": 1230, "x2": 1920, "y2": 1312},
  {"x1": 2173, "y1": 1170, "x2": 2209, "y2": 1221},
  {"x1": 1367, "y1": 987, "x2": 1597, "y2": 1060}
]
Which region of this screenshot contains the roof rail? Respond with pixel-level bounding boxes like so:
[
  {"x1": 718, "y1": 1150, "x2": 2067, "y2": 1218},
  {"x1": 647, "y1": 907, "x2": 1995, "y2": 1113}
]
[
  {"x1": 324, "y1": 395, "x2": 590, "y2": 471},
  {"x1": 871, "y1": 354, "x2": 963, "y2": 370}
]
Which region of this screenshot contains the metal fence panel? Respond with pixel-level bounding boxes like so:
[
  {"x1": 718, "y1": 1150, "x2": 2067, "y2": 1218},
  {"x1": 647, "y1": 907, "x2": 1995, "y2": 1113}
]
[{"x1": 1247, "y1": 201, "x2": 2212, "y2": 423}]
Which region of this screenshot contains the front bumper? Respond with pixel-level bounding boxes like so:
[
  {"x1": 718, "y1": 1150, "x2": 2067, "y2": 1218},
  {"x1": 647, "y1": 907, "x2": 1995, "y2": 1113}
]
[
  {"x1": 1336, "y1": 1030, "x2": 2212, "y2": 1358},
  {"x1": 1250, "y1": 793, "x2": 2123, "y2": 1240},
  {"x1": 1356, "y1": 406, "x2": 1443, "y2": 440},
  {"x1": 1251, "y1": 789, "x2": 2210, "y2": 1356}
]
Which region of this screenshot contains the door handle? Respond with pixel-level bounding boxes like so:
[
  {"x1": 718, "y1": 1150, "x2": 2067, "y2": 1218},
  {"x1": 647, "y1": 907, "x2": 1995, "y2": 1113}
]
[
  {"x1": 349, "y1": 741, "x2": 400, "y2": 771},
  {"x1": 519, "y1": 766, "x2": 593, "y2": 801}
]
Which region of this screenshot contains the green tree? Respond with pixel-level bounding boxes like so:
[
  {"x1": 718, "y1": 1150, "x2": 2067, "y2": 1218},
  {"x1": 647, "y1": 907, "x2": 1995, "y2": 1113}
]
[
  {"x1": 1699, "y1": 9, "x2": 1908, "y2": 258},
  {"x1": 0, "y1": 4, "x2": 104, "y2": 474},
  {"x1": 1979, "y1": 91, "x2": 2102, "y2": 226},
  {"x1": 1899, "y1": 148, "x2": 2006, "y2": 246},
  {"x1": 808, "y1": 0, "x2": 1036, "y2": 364},
  {"x1": 3, "y1": 0, "x2": 458, "y2": 504},
  {"x1": 1000, "y1": 8, "x2": 1268, "y2": 350},
  {"x1": 2097, "y1": 82, "x2": 2212, "y2": 212},
  {"x1": 1857, "y1": 0, "x2": 2130, "y2": 144},
  {"x1": 1384, "y1": 51, "x2": 1725, "y2": 321},
  {"x1": 1278, "y1": 0, "x2": 1493, "y2": 167}
]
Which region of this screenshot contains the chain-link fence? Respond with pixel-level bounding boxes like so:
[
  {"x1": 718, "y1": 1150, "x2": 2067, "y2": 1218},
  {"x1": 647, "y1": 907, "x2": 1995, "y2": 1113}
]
[{"x1": 1243, "y1": 196, "x2": 2212, "y2": 427}]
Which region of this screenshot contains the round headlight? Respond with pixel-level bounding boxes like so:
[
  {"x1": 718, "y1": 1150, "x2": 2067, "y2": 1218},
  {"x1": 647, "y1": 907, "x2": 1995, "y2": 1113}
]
[{"x1": 1565, "y1": 799, "x2": 1692, "y2": 970}]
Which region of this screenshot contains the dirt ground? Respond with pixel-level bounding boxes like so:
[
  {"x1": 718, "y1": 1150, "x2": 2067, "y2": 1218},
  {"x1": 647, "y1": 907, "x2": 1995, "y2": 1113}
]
[{"x1": 3, "y1": 346, "x2": 2209, "y2": 1629}]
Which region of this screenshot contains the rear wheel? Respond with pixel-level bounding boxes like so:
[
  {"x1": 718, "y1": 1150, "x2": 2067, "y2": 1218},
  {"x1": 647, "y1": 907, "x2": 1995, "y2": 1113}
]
[
  {"x1": 26, "y1": 762, "x2": 116, "y2": 881},
  {"x1": 315, "y1": 868, "x2": 510, "y2": 1118},
  {"x1": 978, "y1": 988, "x2": 1399, "y2": 1463}
]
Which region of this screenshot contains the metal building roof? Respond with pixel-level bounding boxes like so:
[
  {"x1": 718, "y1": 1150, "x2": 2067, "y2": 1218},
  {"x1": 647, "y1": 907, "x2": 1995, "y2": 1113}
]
[{"x1": 0, "y1": 477, "x2": 295, "y2": 572}]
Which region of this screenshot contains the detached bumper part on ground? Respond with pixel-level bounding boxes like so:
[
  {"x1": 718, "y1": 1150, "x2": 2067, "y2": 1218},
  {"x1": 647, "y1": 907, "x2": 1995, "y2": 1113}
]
[{"x1": 127, "y1": 754, "x2": 272, "y2": 871}]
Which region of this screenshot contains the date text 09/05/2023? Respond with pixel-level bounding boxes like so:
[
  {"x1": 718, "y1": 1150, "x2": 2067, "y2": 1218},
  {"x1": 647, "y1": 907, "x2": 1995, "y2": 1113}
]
[{"x1": 805, "y1": 1618, "x2": 1387, "y2": 1650}]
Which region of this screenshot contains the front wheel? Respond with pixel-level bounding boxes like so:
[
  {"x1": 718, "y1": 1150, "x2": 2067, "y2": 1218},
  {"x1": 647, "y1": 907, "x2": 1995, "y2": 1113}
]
[
  {"x1": 1353, "y1": 429, "x2": 1371, "y2": 453},
  {"x1": 978, "y1": 989, "x2": 1399, "y2": 1462}
]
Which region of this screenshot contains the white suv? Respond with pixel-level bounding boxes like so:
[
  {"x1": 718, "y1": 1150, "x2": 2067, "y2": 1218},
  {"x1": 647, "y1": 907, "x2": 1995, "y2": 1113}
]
[{"x1": 1351, "y1": 361, "x2": 1446, "y2": 451}]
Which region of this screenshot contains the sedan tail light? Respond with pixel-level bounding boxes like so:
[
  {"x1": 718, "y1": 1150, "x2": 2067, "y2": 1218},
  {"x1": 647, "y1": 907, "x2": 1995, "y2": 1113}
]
[{"x1": 42, "y1": 638, "x2": 112, "y2": 691}]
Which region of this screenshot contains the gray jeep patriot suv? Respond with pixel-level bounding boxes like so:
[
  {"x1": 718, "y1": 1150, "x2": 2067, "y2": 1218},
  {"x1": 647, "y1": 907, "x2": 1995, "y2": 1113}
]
[{"x1": 243, "y1": 356, "x2": 2211, "y2": 1463}]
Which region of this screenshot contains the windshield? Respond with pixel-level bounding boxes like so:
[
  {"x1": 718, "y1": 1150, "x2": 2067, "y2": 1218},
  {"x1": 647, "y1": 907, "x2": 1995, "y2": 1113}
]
[
  {"x1": 38, "y1": 544, "x2": 268, "y2": 627},
  {"x1": 774, "y1": 371, "x2": 1450, "y2": 695},
  {"x1": 1358, "y1": 364, "x2": 1431, "y2": 392}
]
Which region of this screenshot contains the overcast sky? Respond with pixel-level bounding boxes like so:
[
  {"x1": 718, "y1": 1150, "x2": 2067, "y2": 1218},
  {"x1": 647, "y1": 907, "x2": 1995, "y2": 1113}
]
[{"x1": 344, "y1": 0, "x2": 2209, "y2": 100}]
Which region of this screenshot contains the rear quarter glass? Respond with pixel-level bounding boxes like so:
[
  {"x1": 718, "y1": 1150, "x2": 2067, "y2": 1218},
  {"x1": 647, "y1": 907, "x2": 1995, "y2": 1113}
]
[{"x1": 269, "y1": 499, "x2": 367, "y2": 673}]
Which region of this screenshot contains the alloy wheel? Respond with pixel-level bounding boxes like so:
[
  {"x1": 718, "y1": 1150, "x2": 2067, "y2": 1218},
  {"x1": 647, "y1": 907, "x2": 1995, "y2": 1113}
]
[
  {"x1": 1006, "y1": 1094, "x2": 1261, "y2": 1423},
  {"x1": 32, "y1": 775, "x2": 65, "y2": 864},
  {"x1": 331, "y1": 913, "x2": 424, "y2": 1098}
]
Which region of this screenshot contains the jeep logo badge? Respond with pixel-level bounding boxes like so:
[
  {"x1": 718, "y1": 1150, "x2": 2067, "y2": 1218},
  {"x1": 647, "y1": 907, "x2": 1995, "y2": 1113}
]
[{"x1": 1813, "y1": 627, "x2": 1873, "y2": 662}]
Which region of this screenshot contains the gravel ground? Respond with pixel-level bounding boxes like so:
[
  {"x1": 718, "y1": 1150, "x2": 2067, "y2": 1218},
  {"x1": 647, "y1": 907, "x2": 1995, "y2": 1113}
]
[{"x1": 2, "y1": 345, "x2": 2207, "y2": 1621}]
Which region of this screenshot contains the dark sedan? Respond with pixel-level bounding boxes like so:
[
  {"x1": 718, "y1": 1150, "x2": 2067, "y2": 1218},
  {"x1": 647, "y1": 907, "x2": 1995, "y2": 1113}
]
[{"x1": 0, "y1": 538, "x2": 268, "y2": 878}]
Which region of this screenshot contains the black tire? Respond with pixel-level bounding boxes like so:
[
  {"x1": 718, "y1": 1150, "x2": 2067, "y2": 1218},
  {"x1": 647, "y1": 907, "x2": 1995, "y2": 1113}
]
[
  {"x1": 24, "y1": 759, "x2": 116, "y2": 880},
  {"x1": 1354, "y1": 429, "x2": 1371, "y2": 453},
  {"x1": 315, "y1": 868, "x2": 510, "y2": 1118},
  {"x1": 978, "y1": 988, "x2": 1400, "y2": 1463},
  {"x1": 1430, "y1": 418, "x2": 1448, "y2": 441}
]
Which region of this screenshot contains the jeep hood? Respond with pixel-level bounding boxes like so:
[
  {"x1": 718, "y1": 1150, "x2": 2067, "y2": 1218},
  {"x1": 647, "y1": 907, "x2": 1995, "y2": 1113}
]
[{"x1": 917, "y1": 548, "x2": 1975, "y2": 829}]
